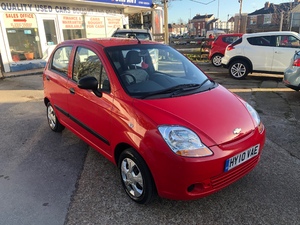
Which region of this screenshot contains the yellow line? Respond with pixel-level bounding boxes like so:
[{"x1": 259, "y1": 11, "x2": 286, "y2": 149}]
[{"x1": 229, "y1": 88, "x2": 294, "y2": 92}]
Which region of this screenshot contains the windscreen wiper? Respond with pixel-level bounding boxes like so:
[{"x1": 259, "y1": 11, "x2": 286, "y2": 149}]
[{"x1": 142, "y1": 83, "x2": 203, "y2": 99}]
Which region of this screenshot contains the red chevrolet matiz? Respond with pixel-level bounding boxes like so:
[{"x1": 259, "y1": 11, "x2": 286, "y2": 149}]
[{"x1": 43, "y1": 38, "x2": 265, "y2": 204}]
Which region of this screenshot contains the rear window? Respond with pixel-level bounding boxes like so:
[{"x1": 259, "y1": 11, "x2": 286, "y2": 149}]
[
  {"x1": 113, "y1": 32, "x2": 151, "y2": 40},
  {"x1": 231, "y1": 37, "x2": 242, "y2": 47},
  {"x1": 222, "y1": 36, "x2": 241, "y2": 44}
]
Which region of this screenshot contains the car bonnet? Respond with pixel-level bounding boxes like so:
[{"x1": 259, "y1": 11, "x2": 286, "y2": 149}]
[{"x1": 133, "y1": 85, "x2": 256, "y2": 146}]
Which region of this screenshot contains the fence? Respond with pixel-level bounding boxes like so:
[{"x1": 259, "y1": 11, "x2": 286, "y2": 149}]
[{"x1": 153, "y1": 33, "x2": 214, "y2": 61}]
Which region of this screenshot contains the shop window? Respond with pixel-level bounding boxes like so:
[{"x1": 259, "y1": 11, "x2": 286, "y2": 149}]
[
  {"x1": 7, "y1": 28, "x2": 42, "y2": 61},
  {"x1": 63, "y1": 29, "x2": 86, "y2": 40}
]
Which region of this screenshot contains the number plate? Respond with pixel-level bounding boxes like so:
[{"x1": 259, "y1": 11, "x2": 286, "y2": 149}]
[{"x1": 224, "y1": 144, "x2": 260, "y2": 172}]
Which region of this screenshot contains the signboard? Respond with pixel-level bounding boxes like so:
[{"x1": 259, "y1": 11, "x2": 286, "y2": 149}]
[
  {"x1": 4, "y1": 13, "x2": 37, "y2": 28},
  {"x1": 61, "y1": 15, "x2": 84, "y2": 29},
  {"x1": 106, "y1": 16, "x2": 122, "y2": 36},
  {"x1": 0, "y1": 2, "x2": 123, "y2": 15},
  {"x1": 87, "y1": 0, "x2": 152, "y2": 7},
  {"x1": 86, "y1": 16, "x2": 106, "y2": 37}
]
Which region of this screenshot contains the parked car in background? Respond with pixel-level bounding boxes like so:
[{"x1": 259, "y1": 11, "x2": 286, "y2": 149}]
[
  {"x1": 283, "y1": 50, "x2": 300, "y2": 91},
  {"x1": 222, "y1": 31, "x2": 300, "y2": 79},
  {"x1": 209, "y1": 33, "x2": 243, "y2": 67},
  {"x1": 43, "y1": 38, "x2": 265, "y2": 204},
  {"x1": 112, "y1": 28, "x2": 153, "y2": 40}
]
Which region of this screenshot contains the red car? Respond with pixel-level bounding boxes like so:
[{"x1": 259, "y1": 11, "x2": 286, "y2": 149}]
[
  {"x1": 209, "y1": 33, "x2": 243, "y2": 67},
  {"x1": 43, "y1": 38, "x2": 265, "y2": 204}
]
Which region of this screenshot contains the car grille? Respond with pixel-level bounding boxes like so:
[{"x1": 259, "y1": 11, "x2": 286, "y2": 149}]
[{"x1": 211, "y1": 156, "x2": 259, "y2": 190}]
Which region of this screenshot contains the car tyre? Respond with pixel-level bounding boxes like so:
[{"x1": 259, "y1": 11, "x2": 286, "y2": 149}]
[
  {"x1": 47, "y1": 102, "x2": 65, "y2": 132},
  {"x1": 118, "y1": 148, "x2": 156, "y2": 204},
  {"x1": 211, "y1": 54, "x2": 223, "y2": 67},
  {"x1": 229, "y1": 60, "x2": 249, "y2": 79}
]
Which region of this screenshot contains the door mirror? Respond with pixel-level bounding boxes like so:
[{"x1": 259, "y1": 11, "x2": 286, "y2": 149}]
[{"x1": 78, "y1": 76, "x2": 102, "y2": 97}]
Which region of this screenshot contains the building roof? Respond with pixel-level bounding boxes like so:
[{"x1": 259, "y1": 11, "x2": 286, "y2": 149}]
[
  {"x1": 192, "y1": 14, "x2": 213, "y2": 20},
  {"x1": 248, "y1": 2, "x2": 297, "y2": 16}
]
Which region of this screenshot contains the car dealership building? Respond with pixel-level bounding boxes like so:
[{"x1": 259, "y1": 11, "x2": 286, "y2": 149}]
[{"x1": 0, "y1": 0, "x2": 160, "y2": 73}]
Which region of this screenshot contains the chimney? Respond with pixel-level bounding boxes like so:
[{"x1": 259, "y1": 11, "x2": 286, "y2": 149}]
[{"x1": 264, "y1": 2, "x2": 270, "y2": 10}]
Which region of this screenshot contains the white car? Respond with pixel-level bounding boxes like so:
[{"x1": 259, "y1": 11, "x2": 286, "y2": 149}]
[{"x1": 221, "y1": 31, "x2": 300, "y2": 79}]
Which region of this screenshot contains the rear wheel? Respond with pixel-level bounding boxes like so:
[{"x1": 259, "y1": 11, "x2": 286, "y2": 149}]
[
  {"x1": 118, "y1": 148, "x2": 156, "y2": 204},
  {"x1": 47, "y1": 102, "x2": 64, "y2": 132},
  {"x1": 211, "y1": 54, "x2": 223, "y2": 67},
  {"x1": 229, "y1": 60, "x2": 249, "y2": 79}
]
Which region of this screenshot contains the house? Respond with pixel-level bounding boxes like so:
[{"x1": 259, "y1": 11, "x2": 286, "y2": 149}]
[
  {"x1": 247, "y1": 1, "x2": 300, "y2": 33},
  {"x1": 168, "y1": 23, "x2": 188, "y2": 36},
  {"x1": 189, "y1": 14, "x2": 215, "y2": 36}
]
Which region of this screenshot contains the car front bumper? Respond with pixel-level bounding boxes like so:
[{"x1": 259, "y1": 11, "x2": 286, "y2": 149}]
[{"x1": 145, "y1": 126, "x2": 266, "y2": 201}]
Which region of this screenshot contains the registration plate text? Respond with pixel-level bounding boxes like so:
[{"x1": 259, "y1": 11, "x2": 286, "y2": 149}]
[{"x1": 224, "y1": 144, "x2": 260, "y2": 172}]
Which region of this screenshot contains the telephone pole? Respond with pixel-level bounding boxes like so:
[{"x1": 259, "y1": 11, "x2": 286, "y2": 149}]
[
  {"x1": 238, "y1": 0, "x2": 243, "y2": 33},
  {"x1": 163, "y1": 0, "x2": 169, "y2": 44}
]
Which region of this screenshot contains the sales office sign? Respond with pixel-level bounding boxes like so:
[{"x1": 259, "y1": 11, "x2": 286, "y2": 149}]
[{"x1": 4, "y1": 13, "x2": 37, "y2": 28}]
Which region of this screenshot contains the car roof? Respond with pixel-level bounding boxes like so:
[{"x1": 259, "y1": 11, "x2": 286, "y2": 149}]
[
  {"x1": 113, "y1": 28, "x2": 151, "y2": 33},
  {"x1": 242, "y1": 31, "x2": 299, "y2": 38},
  {"x1": 58, "y1": 37, "x2": 158, "y2": 48},
  {"x1": 218, "y1": 33, "x2": 243, "y2": 37}
]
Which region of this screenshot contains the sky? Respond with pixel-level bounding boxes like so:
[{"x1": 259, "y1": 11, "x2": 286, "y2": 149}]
[{"x1": 167, "y1": 0, "x2": 293, "y2": 23}]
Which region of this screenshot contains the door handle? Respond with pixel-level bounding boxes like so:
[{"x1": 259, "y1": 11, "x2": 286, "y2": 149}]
[
  {"x1": 69, "y1": 88, "x2": 75, "y2": 94},
  {"x1": 46, "y1": 75, "x2": 50, "y2": 81}
]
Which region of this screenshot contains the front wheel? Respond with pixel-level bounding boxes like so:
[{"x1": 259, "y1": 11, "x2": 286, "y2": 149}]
[
  {"x1": 47, "y1": 102, "x2": 64, "y2": 132},
  {"x1": 229, "y1": 60, "x2": 249, "y2": 79},
  {"x1": 211, "y1": 54, "x2": 223, "y2": 67},
  {"x1": 118, "y1": 148, "x2": 156, "y2": 204}
]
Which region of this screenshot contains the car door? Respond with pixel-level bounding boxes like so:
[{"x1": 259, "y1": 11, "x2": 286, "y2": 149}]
[
  {"x1": 44, "y1": 45, "x2": 73, "y2": 124},
  {"x1": 67, "y1": 46, "x2": 114, "y2": 156},
  {"x1": 272, "y1": 35, "x2": 300, "y2": 72},
  {"x1": 246, "y1": 35, "x2": 275, "y2": 71}
]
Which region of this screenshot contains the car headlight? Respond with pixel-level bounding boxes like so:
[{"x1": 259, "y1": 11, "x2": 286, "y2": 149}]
[
  {"x1": 158, "y1": 125, "x2": 213, "y2": 157},
  {"x1": 245, "y1": 102, "x2": 264, "y2": 133}
]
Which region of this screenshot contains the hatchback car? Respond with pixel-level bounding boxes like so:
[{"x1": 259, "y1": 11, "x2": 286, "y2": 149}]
[
  {"x1": 208, "y1": 33, "x2": 242, "y2": 67},
  {"x1": 222, "y1": 31, "x2": 300, "y2": 79},
  {"x1": 112, "y1": 28, "x2": 153, "y2": 40},
  {"x1": 43, "y1": 38, "x2": 265, "y2": 204},
  {"x1": 283, "y1": 50, "x2": 300, "y2": 91}
]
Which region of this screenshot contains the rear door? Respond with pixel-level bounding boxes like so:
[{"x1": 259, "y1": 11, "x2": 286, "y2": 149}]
[
  {"x1": 245, "y1": 35, "x2": 275, "y2": 71},
  {"x1": 272, "y1": 35, "x2": 300, "y2": 72},
  {"x1": 43, "y1": 45, "x2": 73, "y2": 124}
]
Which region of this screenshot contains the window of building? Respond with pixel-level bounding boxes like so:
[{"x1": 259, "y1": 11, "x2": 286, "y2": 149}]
[
  {"x1": 61, "y1": 15, "x2": 86, "y2": 40},
  {"x1": 249, "y1": 16, "x2": 257, "y2": 25},
  {"x1": 4, "y1": 13, "x2": 42, "y2": 61},
  {"x1": 264, "y1": 14, "x2": 272, "y2": 24}
]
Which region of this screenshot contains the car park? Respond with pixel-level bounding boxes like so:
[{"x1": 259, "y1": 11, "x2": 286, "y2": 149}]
[
  {"x1": 43, "y1": 37, "x2": 265, "y2": 204},
  {"x1": 209, "y1": 33, "x2": 243, "y2": 67},
  {"x1": 221, "y1": 31, "x2": 300, "y2": 79},
  {"x1": 283, "y1": 50, "x2": 300, "y2": 91},
  {"x1": 111, "y1": 28, "x2": 153, "y2": 40}
]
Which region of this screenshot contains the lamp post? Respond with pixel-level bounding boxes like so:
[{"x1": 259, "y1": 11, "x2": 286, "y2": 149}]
[{"x1": 163, "y1": 0, "x2": 169, "y2": 44}]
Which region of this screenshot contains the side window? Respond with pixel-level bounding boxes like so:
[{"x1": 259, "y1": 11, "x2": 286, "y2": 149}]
[
  {"x1": 73, "y1": 47, "x2": 110, "y2": 92},
  {"x1": 50, "y1": 46, "x2": 72, "y2": 76},
  {"x1": 247, "y1": 36, "x2": 274, "y2": 47},
  {"x1": 277, "y1": 35, "x2": 300, "y2": 48}
]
